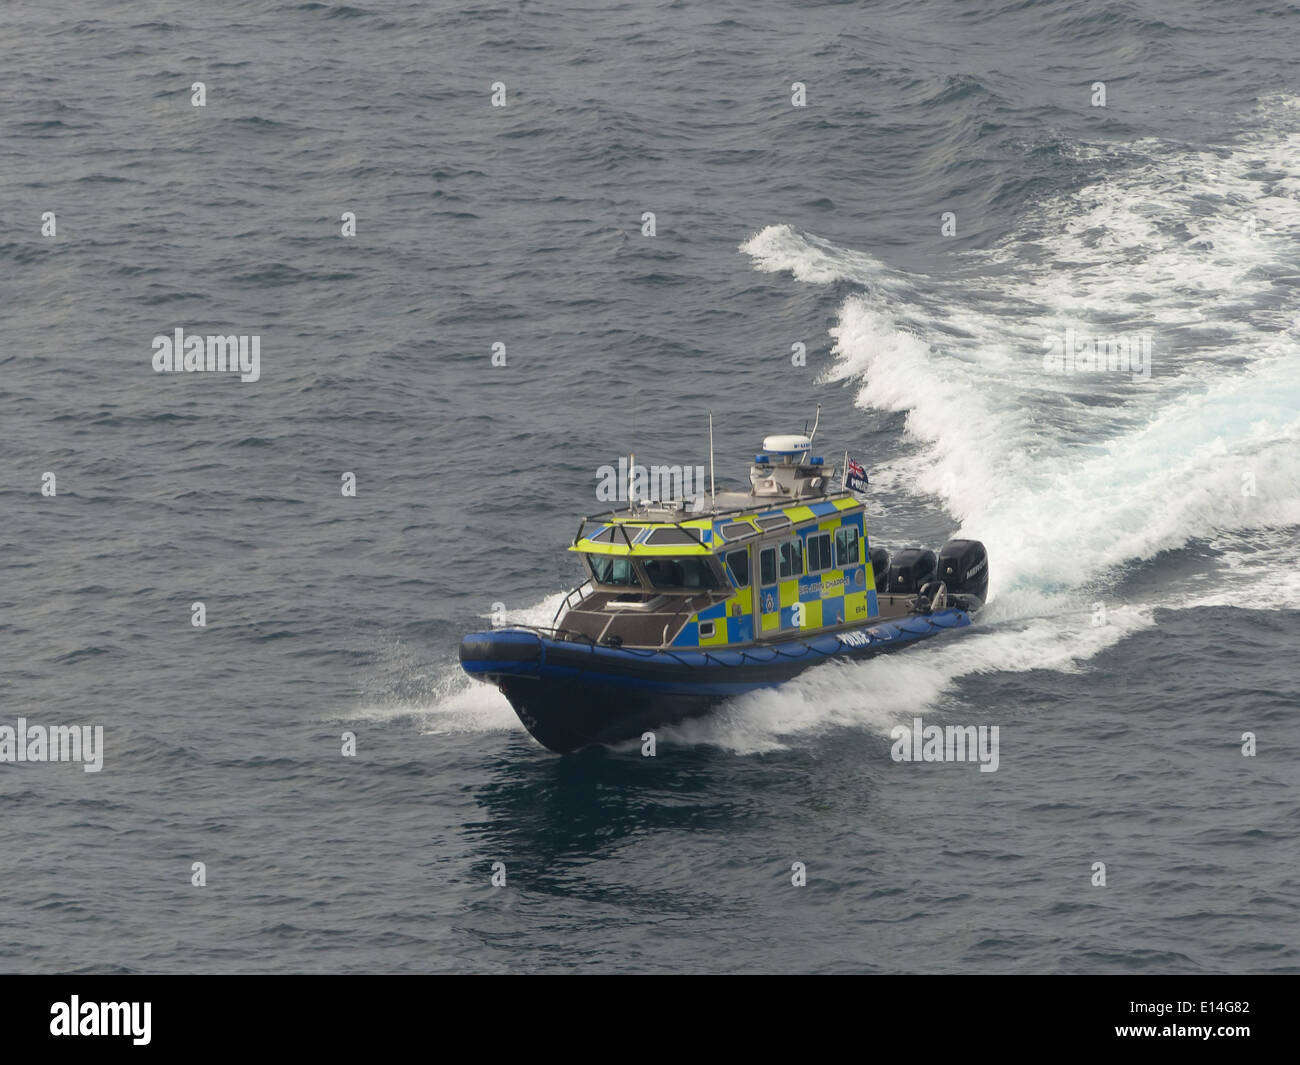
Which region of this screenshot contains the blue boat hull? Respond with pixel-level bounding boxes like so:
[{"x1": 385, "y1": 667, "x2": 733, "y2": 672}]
[{"x1": 459, "y1": 609, "x2": 974, "y2": 752}]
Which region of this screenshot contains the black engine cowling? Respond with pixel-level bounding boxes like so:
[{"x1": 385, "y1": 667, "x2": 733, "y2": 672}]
[
  {"x1": 886, "y1": 547, "x2": 938, "y2": 594},
  {"x1": 937, "y1": 539, "x2": 988, "y2": 603},
  {"x1": 868, "y1": 546, "x2": 890, "y2": 592}
]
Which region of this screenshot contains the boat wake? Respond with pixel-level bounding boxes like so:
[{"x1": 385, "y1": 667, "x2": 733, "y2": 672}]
[
  {"x1": 695, "y1": 95, "x2": 1300, "y2": 751},
  {"x1": 421, "y1": 95, "x2": 1300, "y2": 753},
  {"x1": 740, "y1": 96, "x2": 1300, "y2": 621}
]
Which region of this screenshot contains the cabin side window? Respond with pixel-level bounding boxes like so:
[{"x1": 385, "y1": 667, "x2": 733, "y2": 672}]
[
  {"x1": 586, "y1": 555, "x2": 641, "y2": 586},
  {"x1": 725, "y1": 549, "x2": 750, "y2": 589},
  {"x1": 778, "y1": 539, "x2": 804, "y2": 579},
  {"x1": 760, "y1": 547, "x2": 777, "y2": 585},
  {"x1": 806, "y1": 532, "x2": 833, "y2": 574},
  {"x1": 835, "y1": 526, "x2": 861, "y2": 567}
]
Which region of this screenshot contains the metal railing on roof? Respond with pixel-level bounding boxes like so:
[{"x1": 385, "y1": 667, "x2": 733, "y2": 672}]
[
  {"x1": 571, "y1": 491, "x2": 862, "y2": 554},
  {"x1": 573, "y1": 513, "x2": 709, "y2": 550}
]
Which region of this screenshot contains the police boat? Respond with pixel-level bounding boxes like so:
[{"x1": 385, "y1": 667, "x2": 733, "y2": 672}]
[{"x1": 460, "y1": 418, "x2": 988, "y2": 753}]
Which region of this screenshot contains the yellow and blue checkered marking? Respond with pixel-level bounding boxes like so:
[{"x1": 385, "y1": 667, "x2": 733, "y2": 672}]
[{"x1": 671, "y1": 501, "x2": 878, "y2": 647}]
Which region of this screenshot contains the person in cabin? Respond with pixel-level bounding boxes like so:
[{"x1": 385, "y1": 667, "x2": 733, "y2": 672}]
[{"x1": 645, "y1": 558, "x2": 686, "y2": 588}]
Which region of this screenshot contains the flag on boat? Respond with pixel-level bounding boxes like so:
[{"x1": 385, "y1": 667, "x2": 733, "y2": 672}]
[{"x1": 844, "y1": 456, "x2": 869, "y2": 493}]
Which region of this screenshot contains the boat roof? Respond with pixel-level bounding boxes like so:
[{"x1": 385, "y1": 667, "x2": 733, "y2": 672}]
[{"x1": 571, "y1": 492, "x2": 863, "y2": 556}]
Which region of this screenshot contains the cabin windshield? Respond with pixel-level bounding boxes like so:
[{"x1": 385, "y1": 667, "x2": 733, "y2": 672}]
[
  {"x1": 642, "y1": 556, "x2": 721, "y2": 590},
  {"x1": 586, "y1": 555, "x2": 642, "y2": 587}
]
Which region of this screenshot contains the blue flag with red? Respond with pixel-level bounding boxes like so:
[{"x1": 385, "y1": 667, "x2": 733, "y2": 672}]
[{"x1": 845, "y1": 457, "x2": 869, "y2": 493}]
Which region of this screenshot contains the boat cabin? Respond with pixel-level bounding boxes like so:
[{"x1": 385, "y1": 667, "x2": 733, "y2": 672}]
[{"x1": 557, "y1": 435, "x2": 883, "y2": 649}]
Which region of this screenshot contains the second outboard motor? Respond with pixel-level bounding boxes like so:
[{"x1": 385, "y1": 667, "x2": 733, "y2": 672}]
[
  {"x1": 937, "y1": 539, "x2": 988, "y2": 603},
  {"x1": 869, "y1": 546, "x2": 890, "y2": 592},
  {"x1": 886, "y1": 547, "x2": 938, "y2": 595}
]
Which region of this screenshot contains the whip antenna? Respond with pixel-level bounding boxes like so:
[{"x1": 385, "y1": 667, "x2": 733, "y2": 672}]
[{"x1": 708, "y1": 411, "x2": 716, "y2": 512}]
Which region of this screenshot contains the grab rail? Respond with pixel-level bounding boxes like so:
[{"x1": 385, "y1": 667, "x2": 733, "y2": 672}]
[{"x1": 552, "y1": 579, "x2": 595, "y2": 627}]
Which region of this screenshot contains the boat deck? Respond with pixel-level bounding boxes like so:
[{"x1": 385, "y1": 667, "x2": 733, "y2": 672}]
[
  {"x1": 558, "y1": 588, "x2": 926, "y2": 649},
  {"x1": 560, "y1": 589, "x2": 725, "y2": 647}
]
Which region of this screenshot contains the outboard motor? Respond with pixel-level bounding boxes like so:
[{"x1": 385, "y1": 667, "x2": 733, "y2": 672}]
[
  {"x1": 886, "y1": 547, "x2": 938, "y2": 595},
  {"x1": 869, "y1": 546, "x2": 890, "y2": 592},
  {"x1": 937, "y1": 539, "x2": 988, "y2": 604},
  {"x1": 915, "y1": 580, "x2": 948, "y2": 614}
]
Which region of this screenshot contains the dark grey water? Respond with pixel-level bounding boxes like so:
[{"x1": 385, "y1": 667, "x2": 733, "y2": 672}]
[{"x1": 1, "y1": 0, "x2": 1297, "y2": 973}]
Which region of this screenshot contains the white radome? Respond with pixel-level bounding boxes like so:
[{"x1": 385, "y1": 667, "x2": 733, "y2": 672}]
[{"x1": 761, "y1": 434, "x2": 812, "y2": 453}]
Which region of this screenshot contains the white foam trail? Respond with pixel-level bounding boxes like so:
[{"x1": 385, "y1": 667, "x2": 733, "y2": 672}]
[
  {"x1": 664, "y1": 604, "x2": 1154, "y2": 754},
  {"x1": 353, "y1": 673, "x2": 523, "y2": 736},
  {"x1": 1184, "y1": 529, "x2": 1300, "y2": 612},
  {"x1": 742, "y1": 223, "x2": 906, "y2": 289},
  {"x1": 414, "y1": 677, "x2": 524, "y2": 737},
  {"x1": 416, "y1": 592, "x2": 571, "y2": 735},
  {"x1": 696, "y1": 97, "x2": 1300, "y2": 753},
  {"x1": 409, "y1": 100, "x2": 1300, "y2": 753},
  {"x1": 354, "y1": 594, "x2": 569, "y2": 735},
  {"x1": 741, "y1": 96, "x2": 1300, "y2": 610}
]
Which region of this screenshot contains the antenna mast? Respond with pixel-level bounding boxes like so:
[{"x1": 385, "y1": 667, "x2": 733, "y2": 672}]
[{"x1": 708, "y1": 411, "x2": 716, "y2": 512}]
